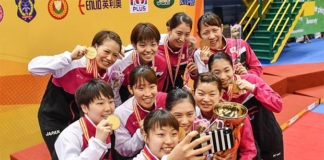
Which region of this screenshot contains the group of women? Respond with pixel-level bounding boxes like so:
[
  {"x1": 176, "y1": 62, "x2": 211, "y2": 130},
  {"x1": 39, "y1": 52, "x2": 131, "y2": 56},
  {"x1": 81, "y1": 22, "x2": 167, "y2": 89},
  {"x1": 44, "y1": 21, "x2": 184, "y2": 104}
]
[{"x1": 28, "y1": 11, "x2": 283, "y2": 160}]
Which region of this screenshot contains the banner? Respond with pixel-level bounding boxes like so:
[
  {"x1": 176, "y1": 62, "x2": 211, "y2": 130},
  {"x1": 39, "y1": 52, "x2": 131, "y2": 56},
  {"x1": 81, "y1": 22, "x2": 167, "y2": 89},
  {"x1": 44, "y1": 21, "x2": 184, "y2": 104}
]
[{"x1": 290, "y1": 0, "x2": 324, "y2": 37}]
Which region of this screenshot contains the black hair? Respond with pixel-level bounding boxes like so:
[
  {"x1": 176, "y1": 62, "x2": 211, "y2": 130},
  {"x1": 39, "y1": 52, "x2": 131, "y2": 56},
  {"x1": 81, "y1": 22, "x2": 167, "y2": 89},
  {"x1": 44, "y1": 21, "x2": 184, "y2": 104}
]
[
  {"x1": 91, "y1": 30, "x2": 123, "y2": 52},
  {"x1": 75, "y1": 79, "x2": 114, "y2": 116},
  {"x1": 167, "y1": 12, "x2": 192, "y2": 30},
  {"x1": 208, "y1": 52, "x2": 233, "y2": 70},
  {"x1": 197, "y1": 12, "x2": 222, "y2": 36},
  {"x1": 131, "y1": 23, "x2": 161, "y2": 45},
  {"x1": 165, "y1": 88, "x2": 195, "y2": 111},
  {"x1": 143, "y1": 109, "x2": 179, "y2": 137},
  {"x1": 129, "y1": 65, "x2": 157, "y2": 88},
  {"x1": 193, "y1": 72, "x2": 222, "y2": 93}
]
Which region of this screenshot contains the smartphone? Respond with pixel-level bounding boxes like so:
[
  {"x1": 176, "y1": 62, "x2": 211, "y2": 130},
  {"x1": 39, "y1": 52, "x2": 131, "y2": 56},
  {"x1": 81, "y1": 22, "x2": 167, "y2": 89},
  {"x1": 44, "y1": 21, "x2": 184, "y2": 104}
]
[{"x1": 191, "y1": 127, "x2": 234, "y2": 156}]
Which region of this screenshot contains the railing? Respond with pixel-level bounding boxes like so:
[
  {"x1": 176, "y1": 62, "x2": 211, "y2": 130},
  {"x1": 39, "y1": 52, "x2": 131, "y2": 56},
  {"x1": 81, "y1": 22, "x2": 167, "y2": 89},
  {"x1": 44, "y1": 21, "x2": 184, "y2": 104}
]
[
  {"x1": 273, "y1": 18, "x2": 290, "y2": 47},
  {"x1": 272, "y1": 0, "x2": 300, "y2": 47},
  {"x1": 245, "y1": 18, "x2": 260, "y2": 41},
  {"x1": 274, "y1": 3, "x2": 291, "y2": 32},
  {"x1": 239, "y1": 0, "x2": 257, "y2": 25},
  {"x1": 267, "y1": 0, "x2": 287, "y2": 31},
  {"x1": 244, "y1": 0, "x2": 273, "y2": 41},
  {"x1": 262, "y1": 0, "x2": 273, "y2": 15},
  {"x1": 291, "y1": 0, "x2": 300, "y2": 13},
  {"x1": 239, "y1": 0, "x2": 302, "y2": 50},
  {"x1": 243, "y1": 5, "x2": 260, "y2": 31}
]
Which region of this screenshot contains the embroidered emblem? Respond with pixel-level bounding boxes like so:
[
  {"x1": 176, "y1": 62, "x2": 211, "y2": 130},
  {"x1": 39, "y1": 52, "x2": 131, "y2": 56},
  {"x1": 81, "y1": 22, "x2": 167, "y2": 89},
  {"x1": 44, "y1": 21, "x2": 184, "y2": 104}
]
[{"x1": 16, "y1": 0, "x2": 36, "y2": 23}]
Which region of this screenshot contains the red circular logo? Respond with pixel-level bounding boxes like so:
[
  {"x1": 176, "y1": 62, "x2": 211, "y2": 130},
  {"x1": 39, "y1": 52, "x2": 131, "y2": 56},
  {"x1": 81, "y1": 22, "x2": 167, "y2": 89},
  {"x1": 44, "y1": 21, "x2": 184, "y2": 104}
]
[{"x1": 48, "y1": 0, "x2": 68, "y2": 20}]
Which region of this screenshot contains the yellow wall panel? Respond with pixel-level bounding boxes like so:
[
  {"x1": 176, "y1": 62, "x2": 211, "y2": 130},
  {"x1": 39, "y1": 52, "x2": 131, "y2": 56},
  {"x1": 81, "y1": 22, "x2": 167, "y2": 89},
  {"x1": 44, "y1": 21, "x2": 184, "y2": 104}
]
[
  {"x1": 302, "y1": 1, "x2": 315, "y2": 16},
  {"x1": 0, "y1": 1, "x2": 203, "y2": 159},
  {"x1": 0, "y1": 0, "x2": 202, "y2": 63}
]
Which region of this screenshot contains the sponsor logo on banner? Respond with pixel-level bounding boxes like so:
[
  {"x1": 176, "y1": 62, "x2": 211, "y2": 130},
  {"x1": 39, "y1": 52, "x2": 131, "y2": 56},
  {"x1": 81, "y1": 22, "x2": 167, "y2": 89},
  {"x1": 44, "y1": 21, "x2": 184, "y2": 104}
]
[
  {"x1": 180, "y1": 0, "x2": 195, "y2": 6},
  {"x1": 0, "y1": 4, "x2": 3, "y2": 23},
  {"x1": 306, "y1": 18, "x2": 318, "y2": 24},
  {"x1": 78, "y1": 0, "x2": 122, "y2": 15},
  {"x1": 15, "y1": 0, "x2": 36, "y2": 23},
  {"x1": 154, "y1": 0, "x2": 174, "y2": 8},
  {"x1": 48, "y1": 0, "x2": 68, "y2": 20},
  {"x1": 130, "y1": 0, "x2": 148, "y2": 13}
]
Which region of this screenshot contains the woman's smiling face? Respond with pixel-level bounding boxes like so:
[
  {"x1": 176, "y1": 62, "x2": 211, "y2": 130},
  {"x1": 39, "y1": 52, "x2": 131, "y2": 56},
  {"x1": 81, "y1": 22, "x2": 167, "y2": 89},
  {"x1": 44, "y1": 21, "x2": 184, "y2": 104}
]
[{"x1": 210, "y1": 59, "x2": 235, "y2": 89}]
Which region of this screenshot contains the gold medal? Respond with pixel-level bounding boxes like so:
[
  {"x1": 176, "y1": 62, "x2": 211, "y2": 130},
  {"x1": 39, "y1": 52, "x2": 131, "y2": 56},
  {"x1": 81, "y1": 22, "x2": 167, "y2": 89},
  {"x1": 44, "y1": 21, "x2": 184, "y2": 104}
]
[
  {"x1": 178, "y1": 127, "x2": 186, "y2": 141},
  {"x1": 200, "y1": 39, "x2": 210, "y2": 49},
  {"x1": 107, "y1": 115, "x2": 121, "y2": 130},
  {"x1": 231, "y1": 80, "x2": 240, "y2": 93},
  {"x1": 86, "y1": 47, "x2": 97, "y2": 59}
]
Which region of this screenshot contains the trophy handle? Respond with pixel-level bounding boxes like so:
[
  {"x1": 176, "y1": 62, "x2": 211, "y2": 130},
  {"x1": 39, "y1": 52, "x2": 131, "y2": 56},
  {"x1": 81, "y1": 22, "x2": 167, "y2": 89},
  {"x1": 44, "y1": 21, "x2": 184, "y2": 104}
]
[{"x1": 221, "y1": 123, "x2": 244, "y2": 159}]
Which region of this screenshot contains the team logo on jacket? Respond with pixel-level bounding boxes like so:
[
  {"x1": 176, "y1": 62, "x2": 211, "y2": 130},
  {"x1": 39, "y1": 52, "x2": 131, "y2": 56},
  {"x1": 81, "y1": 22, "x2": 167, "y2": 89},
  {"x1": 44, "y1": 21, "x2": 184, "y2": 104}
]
[
  {"x1": 78, "y1": 0, "x2": 122, "y2": 15},
  {"x1": 48, "y1": 0, "x2": 68, "y2": 20},
  {"x1": 0, "y1": 4, "x2": 3, "y2": 23},
  {"x1": 130, "y1": 0, "x2": 148, "y2": 13},
  {"x1": 16, "y1": 0, "x2": 36, "y2": 23},
  {"x1": 180, "y1": 0, "x2": 195, "y2": 6},
  {"x1": 154, "y1": 0, "x2": 174, "y2": 8}
]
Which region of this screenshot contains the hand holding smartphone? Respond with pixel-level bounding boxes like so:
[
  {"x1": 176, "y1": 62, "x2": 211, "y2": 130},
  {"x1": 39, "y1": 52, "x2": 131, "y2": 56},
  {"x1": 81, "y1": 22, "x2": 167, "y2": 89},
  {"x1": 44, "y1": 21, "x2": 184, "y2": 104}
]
[{"x1": 191, "y1": 127, "x2": 234, "y2": 156}]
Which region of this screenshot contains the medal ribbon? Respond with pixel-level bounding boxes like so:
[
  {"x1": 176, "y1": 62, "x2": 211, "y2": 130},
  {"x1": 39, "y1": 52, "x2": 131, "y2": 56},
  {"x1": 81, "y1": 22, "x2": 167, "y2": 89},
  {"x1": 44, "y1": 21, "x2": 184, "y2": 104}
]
[
  {"x1": 226, "y1": 75, "x2": 242, "y2": 101},
  {"x1": 86, "y1": 58, "x2": 98, "y2": 78},
  {"x1": 181, "y1": 56, "x2": 191, "y2": 88},
  {"x1": 132, "y1": 100, "x2": 142, "y2": 125},
  {"x1": 164, "y1": 36, "x2": 184, "y2": 88},
  {"x1": 182, "y1": 39, "x2": 196, "y2": 89},
  {"x1": 132, "y1": 50, "x2": 155, "y2": 70},
  {"x1": 79, "y1": 117, "x2": 90, "y2": 141},
  {"x1": 79, "y1": 116, "x2": 110, "y2": 160},
  {"x1": 142, "y1": 145, "x2": 159, "y2": 160},
  {"x1": 132, "y1": 99, "x2": 157, "y2": 126}
]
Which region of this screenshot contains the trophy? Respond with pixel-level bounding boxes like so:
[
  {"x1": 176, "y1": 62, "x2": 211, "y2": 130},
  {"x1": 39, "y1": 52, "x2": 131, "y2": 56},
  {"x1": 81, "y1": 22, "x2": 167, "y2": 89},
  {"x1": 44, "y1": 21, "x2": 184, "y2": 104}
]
[{"x1": 213, "y1": 102, "x2": 248, "y2": 158}]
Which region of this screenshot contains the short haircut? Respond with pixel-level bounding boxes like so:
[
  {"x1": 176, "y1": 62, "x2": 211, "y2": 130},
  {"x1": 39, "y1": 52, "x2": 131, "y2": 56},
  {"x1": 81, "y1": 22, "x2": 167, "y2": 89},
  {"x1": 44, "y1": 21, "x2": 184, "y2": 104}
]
[
  {"x1": 129, "y1": 65, "x2": 157, "y2": 88},
  {"x1": 143, "y1": 109, "x2": 179, "y2": 137},
  {"x1": 167, "y1": 12, "x2": 192, "y2": 30},
  {"x1": 197, "y1": 12, "x2": 222, "y2": 36},
  {"x1": 165, "y1": 88, "x2": 195, "y2": 111},
  {"x1": 91, "y1": 30, "x2": 123, "y2": 52},
  {"x1": 193, "y1": 72, "x2": 222, "y2": 93},
  {"x1": 75, "y1": 79, "x2": 114, "y2": 116},
  {"x1": 131, "y1": 23, "x2": 161, "y2": 44}
]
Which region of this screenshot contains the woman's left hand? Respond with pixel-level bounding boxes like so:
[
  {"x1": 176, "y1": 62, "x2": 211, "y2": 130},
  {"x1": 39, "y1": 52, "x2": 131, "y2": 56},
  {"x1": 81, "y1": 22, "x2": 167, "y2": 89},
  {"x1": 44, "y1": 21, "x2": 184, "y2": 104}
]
[
  {"x1": 234, "y1": 63, "x2": 248, "y2": 75},
  {"x1": 236, "y1": 79, "x2": 254, "y2": 91},
  {"x1": 187, "y1": 59, "x2": 198, "y2": 76}
]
